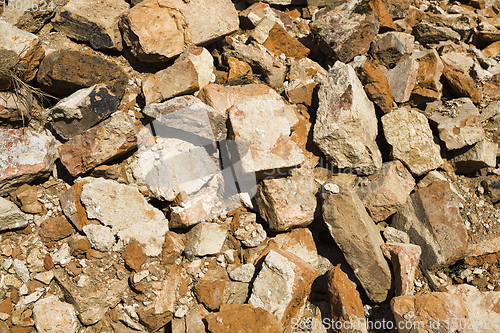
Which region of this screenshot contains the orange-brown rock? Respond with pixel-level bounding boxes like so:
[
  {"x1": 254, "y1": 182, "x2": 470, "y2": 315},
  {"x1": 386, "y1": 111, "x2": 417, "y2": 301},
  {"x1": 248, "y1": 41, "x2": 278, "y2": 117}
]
[
  {"x1": 227, "y1": 57, "x2": 253, "y2": 82},
  {"x1": 327, "y1": 265, "x2": 368, "y2": 333},
  {"x1": 59, "y1": 182, "x2": 89, "y2": 231},
  {"x1": 369, "y1": 0, "x2": 397, "y2": 31},
  {"x1": 205, "y1": 304, "x2": 283, "y2": 333},
  {"x1": 442, "y1": 64, "x2": 482, "y2": 104},
  {"x1": 285, "y1": 80, "x2": 316, "y2": 106},
  {"x1": 483, "y1": 40, "x2": 500, "y2": 57},
  {"x1": 138, "y1": 308, "x2": 173, "y2": 332},
  {"x1": 161, "y1": 232, "x2": 185, "y2": 265},
  {"x1": 193, "y1": 279, "x2": 226, "y2": 311},
  {"x1": 356, "y1": 58, "x2": 394, "y2": 113},
  {"x1": 262, "y1": 23, "x2": 310, "y2": 59},
  {"x1": 39, "y1": 216, "x2": 75, "y2": 243},
  {"x1": 122, "y1": 240, "x2": 147, "y2": 272},
  {"x1": 381, "y1": 243, "x2": 421, "y2": 296}
]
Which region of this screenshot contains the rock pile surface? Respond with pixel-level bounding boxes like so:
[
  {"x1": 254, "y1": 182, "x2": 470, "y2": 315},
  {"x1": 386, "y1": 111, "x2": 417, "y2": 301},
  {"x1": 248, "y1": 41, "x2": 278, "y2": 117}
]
[{"x1": 2, "y1": 0, "x2": 500, "y2": 331}]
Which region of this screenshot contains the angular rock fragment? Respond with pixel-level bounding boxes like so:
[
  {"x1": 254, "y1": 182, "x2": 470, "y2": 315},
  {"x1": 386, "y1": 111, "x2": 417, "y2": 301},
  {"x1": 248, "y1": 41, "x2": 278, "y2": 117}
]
[
  {"x1": 392, "y1": 181, "x2": 468, "y2": 271},
  {"x1": 381, "y1": 243, "x2": 421, "y2": 296},
  {"x1": 410, "y1": 48, "x2": 443, "y2": 102},
  {"x1": 370, "y1": 32, "x2": 407, "y2": 68},
  {"x1": 10, "y1": 184, "x2": 42, "y2": 214},
  {"x1": 313, "y1": 61, "x2": 382, "y2": 175},
  {"x1": 185, "y1": 222, "x2": 228, "y2": 256},
  {"x1": 357, "y1": 160, "x2": 415, "y2": 222},
  {"x1": 284, "y1": 79, "x2": 316, "y2": 106},
  {"x1": 122, "y1": 240, "x2": 147, "y2": 272},
  {"x1": 49, "y1": 84, "x2": 119, "y2": 140},
  {"x1": 0, "y1": 129, "x2": 57, "y2": 196},
  {"x1": 0, "y1": 197, "x2": 28, "y2": 232},
  {"x1": 310, "y1": 0, "x2": 380, "y2": 63},
  {"x1": 0, "y1": 90, "x2": 31, "y2": 124},
  {"x1": 384, "y1": 57, "x2": 419, "y2": 103},
  {"x1": 413, "y1": 21, "x2": 461, "y2": 44},
  {"x1": 60, "y1": 182, "x2": 90, "y2": 231},
  {"x1": 425, "y1": 98, "x2": 484, "y2": 150},
  {"x1": 354, "y1": 57, "x2": 394, "y2": 113},
  {"x1": 256, "y1": 166, "x2": 317, "y2": 231},
  {"x1": 82, "y1": 224, "x2": 116, "y2": 252},
  {"x1": 39, "y1": 216, "x2": 74, "y2": 243},
  {"x1": 381, "y1": 107, "x2": 443, "y2": 176},
  {"x1": 448, "y1": 139, "x2": 498, "y2": 174},
  {"x1": 80, "y1": 178, "x2": 169, "y2": 256},
  {"x1": 33, "y1": 295, "x2": 79, "y2": 333},
  {"x1": 59, "y1": 112, "x2": 137, "y2": 176},
  {"x1": 0, "y1": 0, "x2": 66, "y2": 33},
  {"x1": 205, "y1": 304, "x2": 284, "y2": 333},
  {"x1": 442, "y1": 63, "x2": 482, "y2": 104},
  {"x1": 229, "y1": 264, "x2": 256, "y2": 283},
  {"x1": 273, "y1": 228, "x2": 319, "y2": 268},
  {"x1": 52, "y1": 0, "x2": 130, "y2": 51},
  {"x1": 327, "y1": 265, "x2": 368, "y2": 333},
  {"x1": 234, "y1": 213, "x2": 267, "y2": 248},
  {"x1": 249, "y1": 248, "x2": 318, "y2": 327},
  {"x1": 0, "y1": 20, "x2": 45, "y2": 82},
  {"x1": 36, "y1": 49, "x2": 128, "y2": 99},
  {"x1": 322, "y1": 184, "x2": 391, "y2": 303}
]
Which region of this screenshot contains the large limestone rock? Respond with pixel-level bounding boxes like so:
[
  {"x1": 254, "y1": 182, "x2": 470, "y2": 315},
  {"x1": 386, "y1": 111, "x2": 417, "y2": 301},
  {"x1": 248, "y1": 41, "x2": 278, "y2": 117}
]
[
  {"x1": 392, "y1": 181, "x2": 468, "y2": 271},
  {"x1": 0, "y1": 129, "x2": 57, "y2": 196},
  {"x1": 120, "y1": 0, "x2": 238, "y2": 62},
  {"x1": 59, "y1": 112, "x2": 137, "y2": 176},
  {"x1": 249, "y1": 248, "x2": 318, "y2": 327},
  {"x1": 322, "y1": 184, "x2": 392, "y2": 303},
  {"x1": 52, "y1": 0, "x2": 130, "y2": 51},
  {"x1": 381, "y1": 107, "x2": 443, "y2": 176},
  {"x1": 80, "y1": 178, "x2": 169, "y2": 256},
  {"x1": 313, "y1": 61, "x2": 382, "y2": 175},
  {"x1": 310, "y1": 0, "x2": 380, "y2": 63}
]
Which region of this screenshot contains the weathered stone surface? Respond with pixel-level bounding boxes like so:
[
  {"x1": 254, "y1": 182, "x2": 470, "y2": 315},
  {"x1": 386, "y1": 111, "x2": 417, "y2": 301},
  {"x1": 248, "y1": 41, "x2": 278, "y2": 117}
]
[
  {"x1": 411, "y1": 48, "x2": 443, "y2": 101},
  {"x1": 381, "y1": 107, "x2": 443, "y2": 176},
  {"x1": 33, "y1": 295, "x2": 78, "y2": 333},
  {"x1": 60, "y1": 182, "x2": 89, "y2": 231},
  {"x1": 413, "y1": 21, "x2": 461, "y2": 45},
  {"x1": 121, "y1": 0, "x2": 238, "y2": 62},
  {"x1": 313, "y1": 61, "x2": 382, "y2": 175},
  {"x1": 223, "y1": 36, "x2": 287, "y2": 88},
  {"x1": 205, "y1": 304, "x2": 283, "y2": 333},
  {"x1": 0, "y1": 90, "x2": 31, "y2": 123},
  {"x1": 355, "y1": 57, "x2": 394, "y2": 113},
  {"x1": 256, "y1": 166, "x2": 317, "y2": 231},
  {"x1": 0, "y1": 0, "x2": 67, "y2": 34},
  {"x1": 0, "y1": 197, "x2": 27, "y2": 232},
  {"x1": 392, "y1": 181, "x2": 468, "y2": 271},
  {"x1": 442, "y1": 63, "x2": 482, "y2": 104},
  {"x1": 384, "y1": 57, "x2": 419, "y2": 103},
  {"x1": 172, "y1": 303, "x2": 208, "y2": 333},
  {"x1": 234, "y1": 213, "x2": 267, "y2": 248},
  {"x1": 176, "y1": 45, "x2": 214, "y2": 91},
  {"x1": 311, "y1": 0, "x2": 380, "y2": 63},
  {"x1": 11, "y1": 184, "x2": 42, "y2": 214},
  {"x1": 249, "y1": 248, "x2": 318, "y2": 327},
  {"x1": 288, "y1": 57, "x2": 328, "y2": 82},
  {"x1": 383, "y1": 226, "x2": 410, "y2": 243},
  {"x1": 381, "y1": 243, "x2": 421, "y2": 296},
  {"x1": 284, "y1": 79, "x2": 316, "y2": 106},
  {"x1": 54, "y1": 262, "x2": 129, "y2": 325},
  {"x1": 370, "y1": 32, "x2": 407, "y2": 68},
  {"x1": 425, "y1": 98, "x2": 484, "y2": 150},
  {"x1": 448, "y1": 139, "x2": 498, "y2": 174},
  {"x1": 185, "y1": 222, "x2": 228, "y2": 256},
  {"x1": 273, "y1": 228, "x2": 319, "y2": 269},
  {"x1": 193, "y1": 279, "x2": 225, "y2": 310},
  {"x1": 122, "y1": 240, "x2": 147, "y2": 272},
  {"x1": 382, "y1": 0, "x2": 410, "y2": 19},
  {"x1": 59, "y1": 112, "x2": 137, "y2": 176},
  {"x1": 49, "y1": 84, "x2": 119, "y2": 140},
  {"x1": 36, "y1": 49, "x2": 128, "y2": 99},
  {"x1": 322, "y1": 184, "x2": 391, "y2": 303},
  {"x1": 39, "y1": 216, "x2": 74, "y2": 243},
  {"x1": 52, "y1": 0, "x2": 129, "y2": 51},
  {"x1": 0, "y1": 20, "x2": 45, "y2": 82},
  {"x1": 80, "y1": 178, "x2": 169, "y2": 256},
  {"x1": 229, "y1": 264, "x2": 255, "y2": 283},
  {"x1": 391, "y1": 292, "x2": 469, "y2": 332},
  {"x1": 357, "y1": 160, "x2": 415, "y2": 222},
  {"x1": 327, "y1": 265, "x2": 368, "y2": 333},
  {"x1": 82, "y1": 224, "x2": 116, "y2": 252},
  {"x1": 0, "y1": 129, "x2": 57, "y2": 196}
]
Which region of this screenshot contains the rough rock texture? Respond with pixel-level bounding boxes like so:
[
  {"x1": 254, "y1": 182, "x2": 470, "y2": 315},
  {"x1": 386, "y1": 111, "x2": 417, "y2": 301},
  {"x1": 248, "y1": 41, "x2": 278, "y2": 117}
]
[
  {"x1": 313, "y1": 61, "x2": 382, "y2": 175},
  {"x1": 0, "y1": 197, "x2": 28, "y2": 231},
  {"x1": 52, "y1": 0, "x2": 130, "y2": 51},
  {"x1": 322, "y1": 185, "x2": 391, "y2": 303},
  {"x1": 36, "y1": 49, "x2": 128, "y2": 98},
  {"x1": 0, "y1": 129, "x2": 57, "y2": 196},
  {"x1": 249, "y1": 248, "x2": 318, "y2": 327},
  {"x1": 311, "y1": 0, "x2": 380, "y2": 63},
  {"x1": 449, "y1": 139, "x2": 498, "y2": 174},
  {"x1": 381, "y1": 243, "x2": 421, "y2": 296},
  {"x1": 357, "y1": 160, "x2": 415, "y2": 222},
  {"x1": 185, "y1": 222, "x2": 228, "y2": 256},
  {"x1": 205, "y1": 304, "x2": 284, "y2": 333},
  {"x1": 59, "y1": 112, "x2": 137, "y2": 176},
  {"x1": 355, "y1": 57, "x2": 394, "y2": 113},
  {"x1": 384, "y1": 57, "x2": 419, "y2": 103},
  {"x1": 80, "y1": 178, "x2": 169, "y2": 256},
  {"x1": 392, "y1": 181, "x2": 468, "y2": 271},
  {"x1": 32, "y1": 296, "x2": 79, "y2": 333},
  {"x1": 381, "y1": 107, "x2": 443, "y2": 176}
]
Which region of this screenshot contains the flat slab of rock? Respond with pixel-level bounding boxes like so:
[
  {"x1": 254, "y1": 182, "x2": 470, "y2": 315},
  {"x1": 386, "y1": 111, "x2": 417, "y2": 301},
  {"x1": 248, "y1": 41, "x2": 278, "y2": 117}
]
[
  {"x1": 0, "y1": 20, "x2": 45, "y2": 82},
  {"x1": 49, "y1": 84, "x2": 119, "y2": 140},
  {"x1": 59, "y1": 112, "x2": 137, "y2": 176},
  {"x1": 249, "y1": 248, "x2": 318, "y2": 327},
  {"x1": 36, "y1": 49, "x2": 128, "y2": 99},
  {"x1": 52, "y1": 0, "x2": 130, "y2": 51},
  {"x1": 80, "y1": 178, "x2": 169, "y2": 256},
  {"x1": 381, "y1": 107, "x2": 443, "y2": 176},
  {"x1": 256, "y1": 166, "x2": 317, "y2": 231},
  {"x1": 310, "y1": 0, "x2": 380, "y2": 63},
  {"x1": 322, "y1": 184, "x2": 391, "y2": 303},
  {"x1": 313, "y1": 61, "x2": 382, "y2": 175},
  {"x1": 0, "y1": 197, "x2": 28, "y2": 231},
  {"x1": 0, "y1": 129, "x2": 57, "y2": 196},
  {"x1": 392, "y1": 181, "x2": 468, "y2": 271},
  {"x1": 357, "y1": 160, "x2": 415, "y2": 222}
]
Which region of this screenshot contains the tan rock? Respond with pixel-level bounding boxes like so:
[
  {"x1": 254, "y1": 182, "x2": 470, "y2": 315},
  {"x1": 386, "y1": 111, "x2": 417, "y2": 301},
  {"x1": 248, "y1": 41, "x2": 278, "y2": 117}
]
[
  {"x1": 0, "y1": 196, "x2": 28, "y2": 232},
  {"x1": 59, "y1": 112, "x2": 137, "y2": 176},
  {"x1": 385, "y1": 57, "x2": 419, "y2": 103},
  {"x1": 449, "y1": 139, "x2": 498, "y2": 174},
  {"x1": 11, "y1": 184, "x2": 42, "y2": 214},
  {"x1": 381, "y1": 243, "x2": 421, "y2": 296},
  {"x1": 59, "y1": 182, "x2": 90, "y2": 231},
  {"x1": 273, "y1": 228, "x2": 319, "y2": 269}
]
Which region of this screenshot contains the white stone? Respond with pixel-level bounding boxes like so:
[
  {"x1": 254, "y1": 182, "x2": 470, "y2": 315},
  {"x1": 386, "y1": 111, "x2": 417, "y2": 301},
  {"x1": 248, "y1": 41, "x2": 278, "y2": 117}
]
[
  {"x1": 82, "y1": 224, "x2": 116, "y2": 252},
  {"x1": 33, "y1": 295, "x2": 79, "y2": 333},
  {"x1": 52, "y1": 243, "x2": 72, "y2": 266},
  {"x1": 13, "y1": 259, "x2": 30, "y2": 283},
  {"x1": 0, "y1": 197, "x2": 28, "y2": 231},
  {"x1": 186, "y1": 222, "x2": 228, "y2": 256},
  {"x1": 34, "y1": 271, "x2": 54, "y2": 285},
  {"x1": 229, "y1": 263, "x2": 256, "y2": 283}
]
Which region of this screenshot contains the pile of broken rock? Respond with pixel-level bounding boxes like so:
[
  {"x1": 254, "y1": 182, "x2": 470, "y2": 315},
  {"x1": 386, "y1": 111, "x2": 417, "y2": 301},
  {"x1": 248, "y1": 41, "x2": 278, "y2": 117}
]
[{"x1": 2, "y1": 0, "x2": 500, "y2": 331}]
